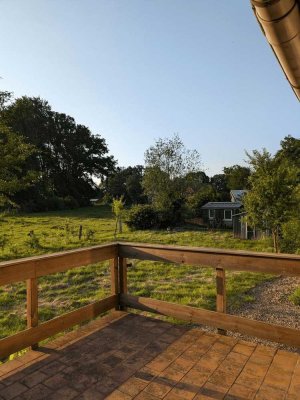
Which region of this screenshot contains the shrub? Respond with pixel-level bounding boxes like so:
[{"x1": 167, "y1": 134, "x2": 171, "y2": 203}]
[
  {"x1": 156, "y1": 209, "x2": 176, "y2": 228},
  {"x1": 281, "y1": 219, "x2": 300, "y2": 254},
  {"x1": 126, "y1": 205, "x2": 158, "y2": 230},
  {"x1": 63, "y1": 196, "x2": 79, "y2": 210}
]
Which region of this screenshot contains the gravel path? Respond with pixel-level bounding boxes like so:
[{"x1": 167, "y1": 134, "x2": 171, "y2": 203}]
[{"x1": 226, "y1": 276, "x2": 300, "y2": 352}]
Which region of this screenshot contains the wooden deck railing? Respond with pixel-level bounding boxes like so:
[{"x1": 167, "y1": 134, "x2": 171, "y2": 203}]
[{"x1": 1, "y1": 241, "x2": 300, "y2": 358}]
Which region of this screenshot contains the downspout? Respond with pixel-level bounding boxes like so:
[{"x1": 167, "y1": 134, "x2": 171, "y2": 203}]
[{"x1": 251, "y1": 0, "x2": 300, "y2": 100}]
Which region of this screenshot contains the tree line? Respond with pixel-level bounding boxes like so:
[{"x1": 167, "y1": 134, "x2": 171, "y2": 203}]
[
  {"x1": 0, "y1": 91, "x2": 115, "y2": 211},
  {"x1": 1, "y1": 90, "x2": 299, "y2": 253}
]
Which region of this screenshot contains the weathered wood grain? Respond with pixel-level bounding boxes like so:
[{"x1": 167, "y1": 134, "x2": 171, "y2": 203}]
[
  {"x1": 216, "y1": 267, "x2": 226, "y2": 335},
  {"x1": 0, "y1": 243, "x2": 117, "y2": 285},
  {"x1": 0, "y1": 294, "x2": 118, "y2": 359},
  {"x1": 26, "y1": 278, "x2": 39, "y2": 349},
  {"x1": 121, "y1": 294, "x2": 300, "y2": 348},
  {"x1": 118, "y1": 242, "x2": 300, "y2": 276}
]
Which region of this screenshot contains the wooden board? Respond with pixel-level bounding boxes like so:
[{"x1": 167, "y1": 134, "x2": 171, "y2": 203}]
[
  {"x1": 121, "y1": 294, "x2": 300, "y2": 348},
  {"x1": 0, "y1": 295, "x2": 118, "y2": 358},
  {"x1": 0, "y1": 243, "x2": 117, "y2": 285},
  {"x1": 118, "y1": 242, "x2": 300, "y2": 276}
]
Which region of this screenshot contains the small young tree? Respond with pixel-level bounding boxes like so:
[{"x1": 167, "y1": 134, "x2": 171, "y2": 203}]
[
  {"x1": 244, "y1": 149, "x2": 299, "y2": 252},
  {"x1": 112, "y1": 196, "x2": 125, "y2": 236}
]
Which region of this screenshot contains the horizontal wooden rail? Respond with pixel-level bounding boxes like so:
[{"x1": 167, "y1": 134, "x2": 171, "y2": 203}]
[
  {"x1": 118, "y1": 242, "x2": 300, "y2": 276},
  {"x1": 1, "y1": 241, "x2": 300, "y2": 357},
  {"x1": 121, "y1": 294, "x2": 300, "y2": 348},
  {"x1": 0, "y1": 294, "x2": 118, "y2": 359},
  {"x1": 0, "y1": 243, "x2": 117, "y2": 285}
]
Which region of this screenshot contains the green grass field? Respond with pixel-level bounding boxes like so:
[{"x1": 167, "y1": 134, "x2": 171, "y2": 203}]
[{"x1": 0, "y1": 205, "x2": 276, "y2": 346}]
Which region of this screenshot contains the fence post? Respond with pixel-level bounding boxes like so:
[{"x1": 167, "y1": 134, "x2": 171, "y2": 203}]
[
  {"x1": 27, "y1": 277, "x2": 38, "y2": 349},
  {"x1": 216, "y1": 267, "x2": 226, "y2": 335},
  {"x1": 119, "y1": 257, "x2": 127, "y2": 311},
  {"x1": 110, "y1": 257, "x2": 119, "y2": 310}
]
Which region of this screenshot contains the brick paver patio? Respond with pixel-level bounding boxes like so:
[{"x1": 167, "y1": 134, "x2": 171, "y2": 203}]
[{"x1": 0, "y1": 311, "x2": 299, "y2": 399}]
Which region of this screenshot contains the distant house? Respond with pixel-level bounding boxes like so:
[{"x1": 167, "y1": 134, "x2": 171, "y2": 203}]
[
  {"x1": 201, "y1": 202, "x2": 243, "y2": 228},
  {"x1": 201, "y1": 190, "x2": 247, "y2": 228},
  {"x1": 90, "y1": 198, "x2": 100, "y2": 206}
]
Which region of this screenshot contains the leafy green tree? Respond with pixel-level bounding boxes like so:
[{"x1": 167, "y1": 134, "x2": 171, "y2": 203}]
[
  {"x1": 0, "y1": 123, "x2": 36, "y2": 206},
  {"x1": 0, "y1": 91, "x2": 13, "y2": 112},
  {"x1": 104, "y1": 165, "x2": 145, "y2": 204},
  {"x1": 223, "y1": 165, "x2": 251, "y2": 190},
  {"x1": 1, "y1": 95, "x2": 115, "y2": 209},
  {"x1": 187, "y1": 184, "x2": 217, "y2": 216},
  {"x1": 244, "y1": 149, "x2": 299, "y2": 252},
  {"x1": 276, "y1": 135, "x2": 300, "y2": 168},
  {"x1": 143, "y1": 134, "x2": 202, "y2": 214},
  {"x1": 210, "y1": 174, "x2": 230, "y2": 200},
  {"x1": 185, "y1": 171, "x2": 210, "y2": 194}
]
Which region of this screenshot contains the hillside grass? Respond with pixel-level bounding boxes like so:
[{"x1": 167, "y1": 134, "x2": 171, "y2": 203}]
[{"x1": 0, "y1": 205, "x2": 276, "y2": 345}]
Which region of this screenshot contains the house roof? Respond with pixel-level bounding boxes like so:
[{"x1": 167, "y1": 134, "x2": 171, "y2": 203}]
[
  {"x1": 230, "y1": 190, "x2": 247, "y2": 202},
  {"x1": 201, "y1": 202, "x2": 242, "y2": 210},
  {"x1": 232, "y1": 212, "x2": 247, "y2": 218}
]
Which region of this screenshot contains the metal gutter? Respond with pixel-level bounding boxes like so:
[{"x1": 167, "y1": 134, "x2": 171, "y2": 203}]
[{"x1": 251, "y1": 0, "x2": 300, "y2": 100}]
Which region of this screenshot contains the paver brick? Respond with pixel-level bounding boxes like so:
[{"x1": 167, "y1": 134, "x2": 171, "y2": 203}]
[
  {"x1": 118, "y1": 376, "x2": 148, "y2": 396},
  {"x1": 225, "y1": 383, "x2": 257, "y2": 400},
  {"x1": 1, "y1": 382, "x2": 28, "y2": 400},
  {"x1": 20, "y1": 370, "x2": 48, "y2": 388},
  {"x1": 0, "y1": 312, "x2": 298, "y2": 400}
]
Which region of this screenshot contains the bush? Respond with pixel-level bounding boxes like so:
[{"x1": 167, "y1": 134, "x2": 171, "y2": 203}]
[
  {"x1": 63, "y1": 196, "x2": 79, "y2": 210},
  {"x1": 281, "y1": 219, "x2": 300, "y2": 254},
  {"x1": 156, "y1": 210, "x2": 176, "y2": 228},
  {"x1": 126, "y1": 205, "x2": 158, "y2": 230}
]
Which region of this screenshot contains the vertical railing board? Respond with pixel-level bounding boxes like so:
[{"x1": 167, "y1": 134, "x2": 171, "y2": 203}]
[
  {"x1": 110, "y1": 257, "x2": 119, "y2": 310},
  {"x1": 216, "y1": 267, "x2": 226, "y2": 335},
  {"x1": 26, "y1": 277, "x2": 39, "y2": 349},
  {"x1": 119, "y1": 257, "x2": 127, "y2": 311}
]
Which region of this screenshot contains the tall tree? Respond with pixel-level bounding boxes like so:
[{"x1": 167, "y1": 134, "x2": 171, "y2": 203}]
[
  {"x1": 0, "y1": 123, "x2": 36, "y2": 206},
  {"x1": 210, "y1": 174, "x2": 230, "y2": 200},
  {"x1": 244, "y1": 149, "x2": 299, "y2": 252},
  {"x1": 143, "y1": 134, "x2": 202, "y2": 212},
  {"x1": 223, "y1": 165, "x2": 251, "y2": 190},
  {"x1": 103, "y1": 165, "x2": 145, "y2": 204},
  {"x1": 276, "y1": 135, "x2": 300, "y2": 169},
  {"x1": 1, "y1": 95, "x2": 115, "y2": 209}
]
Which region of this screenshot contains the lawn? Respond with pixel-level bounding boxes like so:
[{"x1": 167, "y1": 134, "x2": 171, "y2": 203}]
[{"x1": 0, "y1": 205, "x2": 276, "y2": 349}]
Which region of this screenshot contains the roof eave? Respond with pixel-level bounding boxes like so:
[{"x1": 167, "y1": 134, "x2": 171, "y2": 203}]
[{"x1": 251, "y1": 0, "x2": 300, "y2": 101}]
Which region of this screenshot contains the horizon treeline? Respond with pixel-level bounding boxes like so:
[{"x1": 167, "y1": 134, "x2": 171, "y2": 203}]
[{"x1": 0, "y1": 90, "x2": 299, "y2": 228}]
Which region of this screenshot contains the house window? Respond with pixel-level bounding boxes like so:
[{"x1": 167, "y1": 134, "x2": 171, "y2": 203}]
[
  {"x1": 224, "y1": 210, "x2": 232, "y2": 220},
  {"x1": 209, "y1": 209, "x2": 215, "y2": 219}
]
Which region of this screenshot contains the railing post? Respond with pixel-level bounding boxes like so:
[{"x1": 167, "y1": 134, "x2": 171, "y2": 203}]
[
  {"x1": 26, "y1": 277, "x2": 38, "y2": 349},
  {"x1": 216, "y1": 267, "x2": 226, "y2": 335},
  {"x1": 119, "y1": 257, "x2": 127, "y2": 311},
  {"x1": 110, "y1": 257, "x2": 119, "y2": 310}
]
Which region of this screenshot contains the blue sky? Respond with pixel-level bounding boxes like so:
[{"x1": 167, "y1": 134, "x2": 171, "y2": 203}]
[{"x1": 0, "y1": 0, "x2": 299, "y2": 176}]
